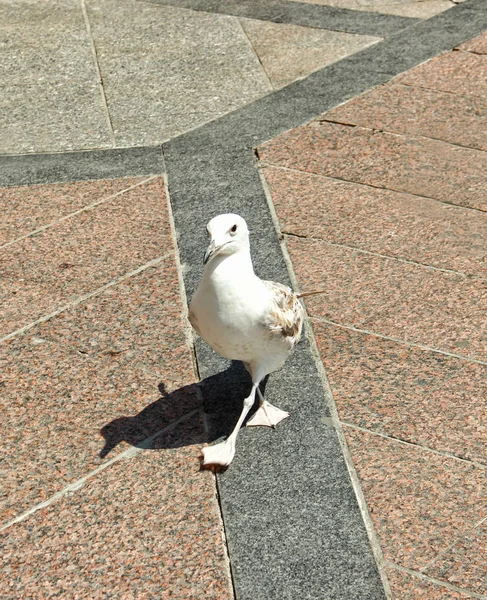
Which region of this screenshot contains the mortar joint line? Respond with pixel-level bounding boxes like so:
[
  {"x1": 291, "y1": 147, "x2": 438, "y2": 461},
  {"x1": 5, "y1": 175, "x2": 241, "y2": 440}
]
[
  {"x1": 80, "y1": 0, "x2": 116, "y2": 146},
  {"x1": 258, "y1": 165, "x2": 393, "y2": 599},
  {"x1": 419, "y1": 512, "x2": 487, "y2": 575},
  {"x1": 0, "y1": 408, "x2": 201, "y2": 534},
  {"x1": 161, "y1": 152, "x2": 237, "y2": 598},
  {"x1": 258, "y1": 161, "x2": 487, "y2": 216},
  {"x1": 281, "y1": 231, "x2": 485, "y2": 281},
  {"x1": 1, "y1": 253, "x2": 173, "y2": 344},
  {"x1": 310, "y1": 316, "x2": 487, "y2": 367},
  {"x1": 386, "y1": 562, "x2": 487, "y2": 599},
  {"x1": 0, "y1": 176, "x2": 158, "y2": 251},
  {"x1": 342, "y1": 422, "x2": 487, "y2": 470}
]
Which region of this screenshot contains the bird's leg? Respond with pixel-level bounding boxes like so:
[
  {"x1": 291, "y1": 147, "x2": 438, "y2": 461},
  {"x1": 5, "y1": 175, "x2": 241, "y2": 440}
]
[
  {"x1": 201, "y1": 382, "x2": 259, "y2": 467},
  {"x1": 246, "y1": 386, "x2": 290, "y2": 428}
]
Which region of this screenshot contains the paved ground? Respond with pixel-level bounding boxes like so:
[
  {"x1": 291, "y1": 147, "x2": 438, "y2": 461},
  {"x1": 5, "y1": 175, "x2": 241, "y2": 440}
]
[{"x1": 1, "y1": 0, "x2": 486, "y2": 598}]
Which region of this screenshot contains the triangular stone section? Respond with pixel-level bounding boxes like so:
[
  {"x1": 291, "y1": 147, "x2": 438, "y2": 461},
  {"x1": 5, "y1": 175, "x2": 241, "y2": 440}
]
[{"x1": 239, "y1": 18, "x2": 380, "y2": 89}]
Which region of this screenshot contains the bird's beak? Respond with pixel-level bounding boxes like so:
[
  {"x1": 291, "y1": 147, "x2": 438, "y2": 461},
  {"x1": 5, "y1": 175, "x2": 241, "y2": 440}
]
[{"x1": 203, "y1": 240, "x2": 216, "y2": 265}]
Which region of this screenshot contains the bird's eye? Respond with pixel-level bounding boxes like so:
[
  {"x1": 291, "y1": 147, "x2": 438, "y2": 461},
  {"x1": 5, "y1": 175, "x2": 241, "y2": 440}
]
[{"x1": 230, "y1": 224, "x2": 237, "y2": 234}]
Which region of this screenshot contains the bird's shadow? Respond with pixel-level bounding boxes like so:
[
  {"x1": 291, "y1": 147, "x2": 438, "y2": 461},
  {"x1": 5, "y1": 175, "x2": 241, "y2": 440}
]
[{"x1": 99, "y1": 361, "x2": 266, "y2": 459}]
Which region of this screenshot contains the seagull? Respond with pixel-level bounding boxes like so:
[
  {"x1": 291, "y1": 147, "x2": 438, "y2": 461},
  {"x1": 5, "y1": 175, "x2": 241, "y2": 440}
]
[{"x1": 189, "y1": 213, "x2": 322, "y2": 468}]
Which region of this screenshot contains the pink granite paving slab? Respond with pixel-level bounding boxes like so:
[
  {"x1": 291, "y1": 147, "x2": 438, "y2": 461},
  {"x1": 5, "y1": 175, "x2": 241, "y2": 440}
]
[
  {"x1": 386, "y1": 568, "x2": 477, "y2": 599},
  {"x1": 395, "y1": 50, "x2": 487, "y2": 97},
  {"x1": 343, "y1": 426, "x2": 487, "y2": 571},
  {"x1": 312, "y1": 322, "x2": 487, "y2": 465},
  {"x1": 458, "y1": 32, "x2": 487, "y2": 55},
  {"x1": 426, "y1": 520, "x2": 487, "y2": 596},
  {"x1": 323, "y1": 83, "x2": 487, "y2": 151},
  {"x1": 0, "y1": 177, "x2": 145, "y2": 247},
  {"x1": 286, "y1": 236, "x2": 487, "y2": 360},
  {"x1": 0, "y1": 177, "x2": 170, "y2": 337},
  {"x1": 264, "y1": 166, "x2": 487, "y2": 278},
  {"x1": 257, "y1": 121, "x2": 487, "y2": 211},
  {"x1": 1, "y1": 310, "x2": 200, "y2": 522},
  {"x1": 31, "y1": 256, "x2": 191, "y2": 381},
  {"x1": 0, "y1": 418, "x2": 232, "y2": 599}
]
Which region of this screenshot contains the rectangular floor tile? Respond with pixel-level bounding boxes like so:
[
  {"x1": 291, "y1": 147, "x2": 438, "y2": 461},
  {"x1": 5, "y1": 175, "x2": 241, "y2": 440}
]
[
  {"x1": 1, "y1": 256, "x2": 199, "y2": 522},
  {"x1": 323, "y1": 83, "x2": 487, "y2": 151},
  {"x1": 286, "y1": 236, "x2": 487, "y2": 361},
  {"x1": 258, "y1": 121, "x2": 487, "y2": 211},
  {"x1": 425, "y1": 520, "x2": 487, "y2": 597},
  {"x1": 386, "y1": 568, "x2": 477, "y2": 599},
  {"x1": 313, "y1": 322, "x2": 487, "y2": 465},
  {"x1": 0, "y1": 430, "x2": 232, "y2": 599},
  {"x1": 0, "y1": 177, "x2": 144, "y2": 247},
  {"x1": 264, "y1": 166, "x2": 487, "y2": 278},
  {"x1": 0, "y1": 177, "x2": 169, "y2": 337},
  {"x1": 343, "y1": 427, "x2": 487, "y2": 571},
  {"x1": 394, "y1": 50, "x2": 487, "y2": 97},
  {"x1": 0, "y1": 82, "x2": 113, "y2": 154}
]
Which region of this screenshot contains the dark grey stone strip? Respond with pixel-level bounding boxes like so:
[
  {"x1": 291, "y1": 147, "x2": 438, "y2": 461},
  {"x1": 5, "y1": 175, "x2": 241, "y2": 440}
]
[
  {"x1": 0, "y1": 146, "x2": 164, "y2": 188},
  {"x1": 162, "y1": 2, "x2": 487, "y2": 599},
  {"x1": 165, "y1": 143, "x2": 387, "y2": 599},
  {"x1": 144, "y1": 0, "x2": 419, "y2": 37}
]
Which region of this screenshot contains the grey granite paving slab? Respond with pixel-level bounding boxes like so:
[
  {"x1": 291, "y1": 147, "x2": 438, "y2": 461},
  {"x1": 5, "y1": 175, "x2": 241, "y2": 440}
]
[
  {"x1": 0, "y1": 147, "x2": 164, "y2": 188},
  {"x1": 145, "y1": 0, "x2": 420, "y2": 36},
  {"x1": 0, "y1": 35, "x2": 96, "y2": 86},
  {"x1": 86, "y1": 0, "x2": 271, "y2": 147},
  {"x1": 239, "y1": 18, "x2": 380, "y2": 89},
  {"x1": 0, "y1": 83, "x2": 112, "y2": 155}
]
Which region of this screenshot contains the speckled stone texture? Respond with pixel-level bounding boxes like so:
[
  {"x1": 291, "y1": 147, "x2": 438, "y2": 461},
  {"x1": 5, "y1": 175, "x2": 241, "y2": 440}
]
[
  {"x1": 259, "y1": 37, "x2": 487, "y2": 599},
  {"x1": 0, "y1": 429, "x2": 232, "y2": 599},
  {"x1": 282, "y1": 0, "x2": 454, "y2": 19},
  {"x1": 395, "y1": 49, "x2": 487, "y2": 97},
  {"x1": 458, "y1": 31, "x2": 487, "y2": 54},
  {"x1": 1, "y1": 177, "x2": 143, "y2": 246},
  {"x1": 386, "y1": 568, "x2": 477, "y2": 599},
  {"x1": 286, "y1": 236, "x2": 487, "y2": 360},
  {"x1": 1, "y1": 177, "x2": 170, "y2": 337},
  {"x1": 258, "y1": 120, "x2": 487, "y2": 211},
  {"x1": 1, "y1": 176, "x2": 232, "y2": 597},
  {"x1": 238, "y1": 18, "x2": 379, "y2": 89},
  {"x1": 426, "y1": 520, "x2": 487, "y2": 596},
  {"x1": 313, "y1": 323, "x2": 487, "y2": 465},
  {"x1": 324, "y1": 82, "x2": 487, "y2": 151},
  {"x1": 264, "y1": 166, "x2": 487, "y2": 277},
  {"x1": 343, "y1": 427, "x2": 486, "y2": 571},
  {"x1": 1, "y1": 258, "x2": 200, "y2": 520},
  {"x1": 85, "y1": 0, "x2": 271, "y2": 147}
]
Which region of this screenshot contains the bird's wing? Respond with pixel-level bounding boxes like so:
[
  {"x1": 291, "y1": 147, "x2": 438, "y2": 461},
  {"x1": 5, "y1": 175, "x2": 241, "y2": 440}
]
[{"x1": 261, "y1": 280, "x2": 304, "y2": 345}]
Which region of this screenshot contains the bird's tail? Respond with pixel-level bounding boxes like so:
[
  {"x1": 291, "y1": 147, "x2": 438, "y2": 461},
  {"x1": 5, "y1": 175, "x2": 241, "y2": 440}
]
[{"x1": 296, "y1": 289, "x2": 327, "y2": 299}]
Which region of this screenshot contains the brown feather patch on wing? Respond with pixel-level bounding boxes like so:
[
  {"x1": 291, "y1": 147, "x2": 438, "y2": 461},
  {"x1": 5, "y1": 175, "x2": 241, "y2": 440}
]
[{"x1": 263, "y1": 281, "x2": 304, "y2": 345}]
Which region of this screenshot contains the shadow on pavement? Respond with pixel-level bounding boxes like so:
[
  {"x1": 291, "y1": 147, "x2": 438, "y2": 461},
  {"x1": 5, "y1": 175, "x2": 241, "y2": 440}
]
[{"x1": 99, "y1": 361, "x2": 265, "y2": 458}]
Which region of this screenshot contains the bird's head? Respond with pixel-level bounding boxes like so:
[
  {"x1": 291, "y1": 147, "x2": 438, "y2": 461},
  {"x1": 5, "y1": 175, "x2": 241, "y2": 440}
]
[{"x1": 203, "y1": 213, "x2": 250, "y2": 265}]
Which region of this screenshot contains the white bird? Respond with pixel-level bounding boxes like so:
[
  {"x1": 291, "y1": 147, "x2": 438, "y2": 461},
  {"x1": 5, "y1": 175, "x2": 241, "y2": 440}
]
[{"x1": 189, "y1": 213, "x2": 307, "y2": 468}]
